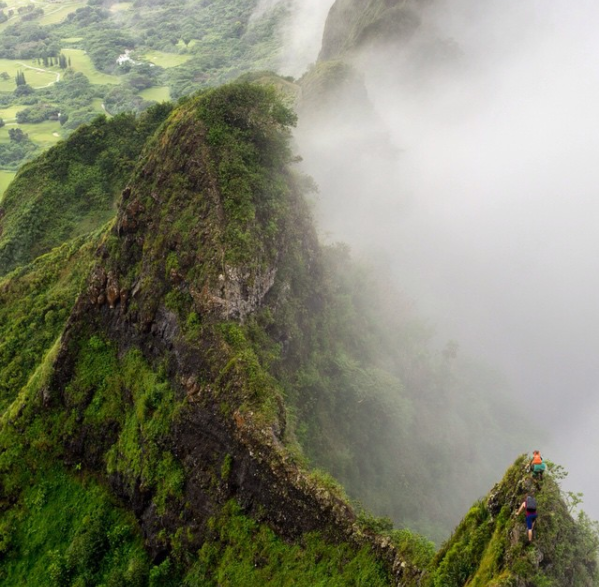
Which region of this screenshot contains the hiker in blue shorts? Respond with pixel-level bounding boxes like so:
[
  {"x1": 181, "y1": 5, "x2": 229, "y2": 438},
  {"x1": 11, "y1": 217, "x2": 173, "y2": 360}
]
[{"x1": 517, "y1": 494, "x2": 538, "y2": 542}]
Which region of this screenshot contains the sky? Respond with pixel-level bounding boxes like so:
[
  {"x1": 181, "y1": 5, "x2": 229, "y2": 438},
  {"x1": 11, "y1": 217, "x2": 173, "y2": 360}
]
[{"x1": 280, "y1": 0, "x2": 599, "y2": 519}]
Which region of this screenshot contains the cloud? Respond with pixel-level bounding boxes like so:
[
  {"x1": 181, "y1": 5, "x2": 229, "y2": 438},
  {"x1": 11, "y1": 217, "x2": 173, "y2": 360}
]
[
  {"x1": 252, "y1": 0, "x2": 336, "y2": 77},
  {"x1": 294, "y1": 0, "x2": 599, "y2": 518}
]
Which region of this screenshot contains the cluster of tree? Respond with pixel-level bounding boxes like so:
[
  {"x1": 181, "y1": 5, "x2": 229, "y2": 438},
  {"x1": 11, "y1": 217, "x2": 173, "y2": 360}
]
[
  {"x1": 0, "y1": 0, "x2": 11, "y2": 22},
  {"x1": 0, "y1": 128, "x2": 37, "y2": 169},
  {"x1": 0, "y1": 23, "x2": 59, "y2": 60},
  {"x1": 19, "y1": 6, "x2": 44, "y2": 22},
  {"x1": 85, "y1": 29, "x2": 136, "y2": 73},
  {"x1": 13, "y1": 83, "x2": 34, "y2": 97},
  {"x1": 64, "y1": 5, "x2": 110, "y2": 27},
  {"x1": 17, "y1": 4, "x2": 35, "y2": 14},
  {"x1": 103, "y1": 86, "x2": 153, "y2": 115},
  {"x1": 14, "y1": 71, "x2": 27, "y2": 86},
  {"x1": 16, "y1": 103, "x2": 61, "y2": 124},
  {"x1": 36, "y1": 54, "x2": 70, "y2": 68}
]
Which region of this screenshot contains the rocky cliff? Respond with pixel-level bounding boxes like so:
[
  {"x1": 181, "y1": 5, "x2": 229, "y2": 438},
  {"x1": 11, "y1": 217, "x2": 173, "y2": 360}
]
[{"x1": 0, "y1": 82, "x2": 428, "y2": 586}]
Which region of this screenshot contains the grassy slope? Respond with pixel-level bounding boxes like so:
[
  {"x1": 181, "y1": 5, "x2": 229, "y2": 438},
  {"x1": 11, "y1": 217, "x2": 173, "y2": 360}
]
[
  {"x1": 0, "y1": 102, "x2": 173, "y2": 277},
  {"x1": 61, "y1": 48, "x2": 122, "y2": 85},
  {"x1": 0, "y1": 170, "x2": 14, "y2": 197},
  {"x1": 0, "y1": 231, "x2": 102, "y2": 412}
]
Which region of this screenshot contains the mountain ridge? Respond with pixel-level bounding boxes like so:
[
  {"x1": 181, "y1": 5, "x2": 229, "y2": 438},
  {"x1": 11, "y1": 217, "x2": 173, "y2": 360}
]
[{"x1": 0, "y1": 0, "x2": 597, "y2": 584}]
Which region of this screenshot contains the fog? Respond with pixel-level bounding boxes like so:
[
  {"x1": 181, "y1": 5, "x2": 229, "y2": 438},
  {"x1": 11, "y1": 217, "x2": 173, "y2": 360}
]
[
  {"x1": 253, "y1": 0, "x2": 333, "y2": 77},
  {"x1": 281, "y1": 1, "x2": 599, "y2": 518}
]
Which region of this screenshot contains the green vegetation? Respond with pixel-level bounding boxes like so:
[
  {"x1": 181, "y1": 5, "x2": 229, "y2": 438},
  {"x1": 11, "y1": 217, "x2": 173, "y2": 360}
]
[
  {"x1": 142, "y1": 50, "x2": 192, "y2": 69},
  {"x1": 140, "y1": 85, "x2": 170, "y2": 102},
  {"x1": 39, "y1": 0, "x2": 87, "y2": 26},
  {"x1": 426, "y1": 456, "x2": 599, "y2": 586},
  {"x1": 184, "y1": 501, "x2": 390, "y2": 586},
  {"x1": 0, "y1": 169, "x2": 14, "y2": 196},
  {"x1": 0, "y1": 231, "x2": 100, "y2": 411},
  {"x1": 0, "y1": 78, "x2": 596, "y2": 586},
  {"x1": 0, "y1": 82, "x2": 421, "y2": 585},
  {"x1": 61, "y1": 48, "x2": 122, "y2": 85},
  {"x1": 0, "y1": 0, "x2": 292, "y2": 173},
  {"x1": 0, "y1": 102, "x2": 173, "y2": 276},
  {"x1": 0, "y1": 466, "x2": 151, "y2": 587}
]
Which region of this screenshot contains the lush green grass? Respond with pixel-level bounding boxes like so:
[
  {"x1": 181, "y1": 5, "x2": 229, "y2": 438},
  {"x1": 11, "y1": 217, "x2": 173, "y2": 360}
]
[
  {"x1": 61, "y1": 49, "x2": 122, "y2": 85},
  {"x1": 0, "y1": 59, "x2": 56, "y2": 92},
  {"x1": 0, "y1": 104, "x2": 173, "y2": 276},
  {"x1": 0, "y1": 58, "x2": 57, "y2": 91},
  {"x1": 61, "y1": 37, "x2": 84, "y2": 44},
  {"x1": 183, "y1": 501, "x2": 390, "y2": 586},
  {"x1": 21, "y1": 119, "x2": 63, "y2": 145},
  {"x1": 39, "y1": 0, "x2": 88, "y2": 25},
  {"x1": 0, "y1": 120, "x2": 62, "y2": 149},
  {"x1": 0, "y1": 466, "x2": 152, "y2": 587},
  {"x1": 0, "y1": 170, "x2": 15, "y2": 199},
  {"x1": 0, "y1": 105, "x2": 21, "y2": 122},
  {"x1": 109, "y1": 2, "x2": 133, "y2": 12},
  {"x1": 142, "y1": 50, "x2": 192, "y2": 69},
  {"x1": 0, "y1": 124, "x2": 13, "y2": 143},
  {"x1": 91, "y1": 98, "x2": 106, "y2": 113},
  {"x1": 0, "y1": 232, "x2": 99, "y2": 411},
  {"x1": 140, "y1": 85, "x2": 170, "y2": 102}
]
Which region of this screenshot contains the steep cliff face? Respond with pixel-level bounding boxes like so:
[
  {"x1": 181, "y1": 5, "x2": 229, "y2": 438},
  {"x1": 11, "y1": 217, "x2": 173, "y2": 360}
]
[{"x1": 46, "y1": 81, "x2": 345, "y2": 553}]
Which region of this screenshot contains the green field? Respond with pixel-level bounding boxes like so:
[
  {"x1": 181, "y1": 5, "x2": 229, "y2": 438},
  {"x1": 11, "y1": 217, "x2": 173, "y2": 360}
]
[
  {"x1": 0, "y1": 170, "x2": 15, "y2": 199},
  {"x1": 24, "y1": 120, "x2": 63, "y2": 146},
  {"x1": 140, "y1": 86, "x2": 171, "y2": 102},
  {"x1": 0, "y1": 59, "x2": 58, "y2": 91},
  {"x1": 0, "y1": 106, "x2": 21, "y2": 122},
  {"x1": 142, "y1": 51, "x2": 192, "y2": 69},
  {"x1": 61, "y1": 49, "x2": 122, "y2": 85},
  {"x1": 62, "y1": 37, "x2": 84, "y2": 44},
  {"x1": 91, "y1": 99, "x2": 106, "y2": 114},
  {"x1": 110, "y1": 2, "x2": 133, "y2": 12},
  {"x1": 39, "y1": 1, "x2": 87, "y2": 25},
  {"x1": 0, "y1": 0, "x2": 82, "y2": 32},
  {"x1": 0, "y1": 120, "x2": 62, "y2": 145}
]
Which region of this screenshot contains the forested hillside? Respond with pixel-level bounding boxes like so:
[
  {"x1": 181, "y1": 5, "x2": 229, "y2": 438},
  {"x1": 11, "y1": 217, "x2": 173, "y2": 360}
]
[{"x1": 0, "y1": 0, "x2": 598, "y2": 585}]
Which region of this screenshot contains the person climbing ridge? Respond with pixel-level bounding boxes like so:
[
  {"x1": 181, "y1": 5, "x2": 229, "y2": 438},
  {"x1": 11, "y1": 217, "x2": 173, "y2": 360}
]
[
  {"x1": 530, "y1": 450, "x2": 546, "y2": 479},
  {"x1": 517, "y1": 493, "x2": 538, "y2": 543}
]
